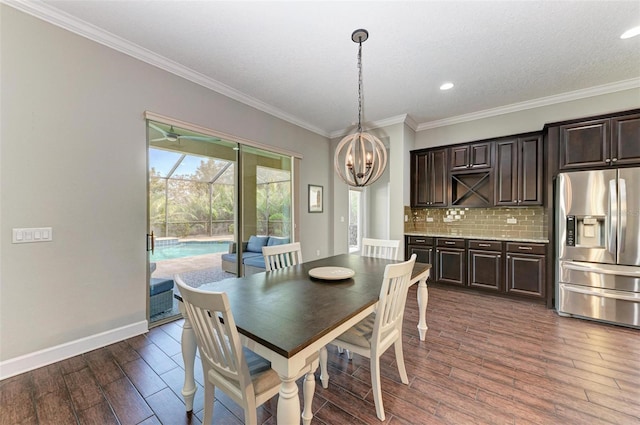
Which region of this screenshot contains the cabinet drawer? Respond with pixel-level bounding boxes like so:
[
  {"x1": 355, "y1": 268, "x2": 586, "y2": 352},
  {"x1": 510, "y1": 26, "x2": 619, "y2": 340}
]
[
  {"x1": 407, "y1": 236, "x2": 433, "y2": 245},
  {"x1": 437, "y1": 238, "x2": 465, "y2": 249},
  {"x1": 506, "y1": 242, "x2": 546, "y2": 255},
  {"x1": 468, "y1": 240, "x2": 502, "y2": 251}
]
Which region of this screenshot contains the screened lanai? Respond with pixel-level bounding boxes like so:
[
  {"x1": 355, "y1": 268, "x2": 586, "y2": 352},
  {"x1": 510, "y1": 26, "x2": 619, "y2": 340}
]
[{"x1": 149, "y1": 147, "x2": 292, "y2": 240}]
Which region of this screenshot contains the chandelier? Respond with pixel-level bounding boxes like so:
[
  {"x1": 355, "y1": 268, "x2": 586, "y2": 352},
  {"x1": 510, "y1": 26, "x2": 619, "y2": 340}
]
[{"x1": 334, "y1": 29, "x2": 387, "y2": 187}]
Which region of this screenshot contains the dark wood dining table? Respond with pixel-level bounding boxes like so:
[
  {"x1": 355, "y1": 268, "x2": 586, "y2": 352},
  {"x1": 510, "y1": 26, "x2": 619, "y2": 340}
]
[{"x1": 175, "y1": 253, "x2": 431, "y2": 424}]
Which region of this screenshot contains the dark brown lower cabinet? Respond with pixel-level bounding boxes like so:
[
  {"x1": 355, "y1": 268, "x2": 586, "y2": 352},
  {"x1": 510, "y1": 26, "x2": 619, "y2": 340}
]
[
  {"x1": 505, "y1": 243, "x2": 546, "y2": 298},
  {"x1": 406, "y1": 236, "x2": 547, "y2": 300},
  {"x1": 435, "y1": 239, "x2": 466, "y2": 286},
  {"x1": 468, "y1": 240, "x2": 502, "y2": 291},
  {"x1": 405, "y1": 236, "x2": 435, "y2": 280}
]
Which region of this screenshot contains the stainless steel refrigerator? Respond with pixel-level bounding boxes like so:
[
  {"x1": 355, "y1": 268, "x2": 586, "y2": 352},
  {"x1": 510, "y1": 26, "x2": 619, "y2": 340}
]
[{"x1": 556, "y1": 167, "x2": 640, "y2": 328}]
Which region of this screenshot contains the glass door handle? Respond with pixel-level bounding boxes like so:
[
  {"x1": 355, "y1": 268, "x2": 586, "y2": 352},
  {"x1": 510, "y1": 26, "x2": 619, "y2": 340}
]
[{"x1": 147, "y1": 231, "x2": 155, "y2": 254}]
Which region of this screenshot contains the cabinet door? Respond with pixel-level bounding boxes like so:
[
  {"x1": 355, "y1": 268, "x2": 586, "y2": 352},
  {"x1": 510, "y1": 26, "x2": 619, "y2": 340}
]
[
  {"x1": 468, "y1": 249, "x2": 502, "y2": 291},
  {"x1": 494, "y1": 139, "x2": 518, "y2": 205},
  {"x1": 408, "y1": 245, "x2": 434, "y2": 268},
  {"x1": 450, "y1": 146, "x2": 470, "y2": 171},
  {"x1": 410, "y1": 152, "x2": 429, "y2": 207},
  {"x1": 429, "y1": 149, "x2": 448, "y2": 206},
  {"x1": 506, "y1": 253, "x2": 545, "y2": 298},
  {"x1": 436, "y1": 248, "x2": 466, "y2": 286},
  {"x1": 559, "y1": 119, "x2": 610, "y2": 170},
  {"x1": 611, "y1": 113, "x2": 640, "y2": 166},
  {"x1": 518, "y1": 135, "x2": 543, "y2": 205},
  {"x1": 469, "y1": 142, "x2": 492, "y2": 169},
  {"x1": 450, "y1": 142, "x2": 492, "y2": 171}
]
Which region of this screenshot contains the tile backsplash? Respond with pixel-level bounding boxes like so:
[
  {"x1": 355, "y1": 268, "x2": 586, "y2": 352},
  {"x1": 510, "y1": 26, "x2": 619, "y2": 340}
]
[{"x1": 405, "y1": 206, "x2": 548, "y2": 240}]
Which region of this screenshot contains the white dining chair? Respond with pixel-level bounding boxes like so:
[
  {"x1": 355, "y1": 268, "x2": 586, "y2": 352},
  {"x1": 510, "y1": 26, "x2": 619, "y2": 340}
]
[
  {"x1": 262, "y1": 242, "x2": 303, "y2": 271},
  {"x1": 319, "y1": 254, "x2": 417, "y2": 421},
  {"x1": 361, "y1": 238, "x2": 401, "y2": 260},
  {"x1": 175, "y1": 275, "x2": 318, "y2": 425}
]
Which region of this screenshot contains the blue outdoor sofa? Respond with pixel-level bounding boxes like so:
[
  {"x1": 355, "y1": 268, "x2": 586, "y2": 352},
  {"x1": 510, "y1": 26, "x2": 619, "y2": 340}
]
[{"x1": 221, "y1": 235, "x2": 290, "y2": 275}]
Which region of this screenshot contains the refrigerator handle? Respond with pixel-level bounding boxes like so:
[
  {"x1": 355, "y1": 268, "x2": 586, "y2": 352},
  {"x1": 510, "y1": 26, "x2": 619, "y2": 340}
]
[
  {"x1": 619, "y1": 178, "x2": 627, "y2": 253},
  {"x1": 608, "y1": 179, "x2": 617, "y2": 256}
]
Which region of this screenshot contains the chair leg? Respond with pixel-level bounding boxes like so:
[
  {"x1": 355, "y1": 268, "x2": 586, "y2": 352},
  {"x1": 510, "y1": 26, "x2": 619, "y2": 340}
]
[
  {"x1": 245, "y1": 404, "x2": 258, "y2": 425},
  {"x1": 203, "y1": 380, "x2": 215, "y2": 425},
  {"x1": 394, "y1": 339, "x2": 409, "y2": 384},
  {"x1": 319, "y1": 346, "x2": 329, "y2": 388},
  {"x1": 370, "y1": 356, "x2": 385, "y2": 421}
]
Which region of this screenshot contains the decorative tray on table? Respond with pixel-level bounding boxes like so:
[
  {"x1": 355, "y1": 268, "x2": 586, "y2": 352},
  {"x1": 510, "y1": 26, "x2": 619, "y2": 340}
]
[{"x1": 308, "y1": 267, "x2": 355, "y2": 280}]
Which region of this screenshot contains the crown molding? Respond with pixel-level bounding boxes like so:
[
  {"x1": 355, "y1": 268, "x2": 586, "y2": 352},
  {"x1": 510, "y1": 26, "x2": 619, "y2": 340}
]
[
  {"x1": 4, "y1": 0, "x2": 330, "y2": 138},
  {"x1": 416, "y1": 77, "x2": 640, "y2": 131}
]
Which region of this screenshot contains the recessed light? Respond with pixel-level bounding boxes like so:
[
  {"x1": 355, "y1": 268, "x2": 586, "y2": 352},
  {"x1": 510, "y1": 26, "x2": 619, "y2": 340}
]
[
  {"x1": 621, "y1": 26, "x2": 640, "y2": 39},
  {"x1": 440, "y1": 82, "x2": 454, "y2": 91}
]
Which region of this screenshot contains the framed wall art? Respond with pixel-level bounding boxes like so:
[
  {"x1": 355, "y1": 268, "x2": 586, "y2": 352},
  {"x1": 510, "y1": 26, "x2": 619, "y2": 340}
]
[{"x1": 308, "y1": 184, "x2": 323, "y2": 213}]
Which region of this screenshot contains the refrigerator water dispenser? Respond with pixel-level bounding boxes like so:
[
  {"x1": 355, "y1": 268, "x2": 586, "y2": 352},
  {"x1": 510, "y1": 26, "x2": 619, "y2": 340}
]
[{"x1": 567, "y1": 216, "x2": 606, "y2": 248}]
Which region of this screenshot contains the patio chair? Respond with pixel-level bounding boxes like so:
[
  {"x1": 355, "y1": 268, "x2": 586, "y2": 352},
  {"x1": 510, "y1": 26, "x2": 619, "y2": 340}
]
[
  {"x1": 174, "y1": 274, "x2": 318, "y2": 425},
  {"x1": 320, "y1": 254, "x2": 417, "y2": 421}
]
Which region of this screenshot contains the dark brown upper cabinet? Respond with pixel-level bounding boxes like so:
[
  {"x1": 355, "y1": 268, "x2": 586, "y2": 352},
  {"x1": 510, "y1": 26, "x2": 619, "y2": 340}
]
[
  {"x1": 495, "y1": 134, "x2": 543, "y2": 206},
  {"x1": 558, "y1": 112, "x2": 640, "y2": 170},
  {"x1": 611, "y1": 113, "x2": 640, "y2": 166},
  {"x1": 449, "y1": 142, "x2": 492, "y2": 172},
  {"x1": 410, "y1": 148, "x2": 448, "y2": 207}
]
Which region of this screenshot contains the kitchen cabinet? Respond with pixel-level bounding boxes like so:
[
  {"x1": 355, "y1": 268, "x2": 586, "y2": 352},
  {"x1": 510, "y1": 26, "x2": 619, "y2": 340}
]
[
  {"x1": 405, "y1": 236, "x2": 547, "y2": 300},
  {"x1": 410, "y1": 148, "x2": 448, "y2": 207},
  {"x1": 495, "y1": 134, "x2": 543, "y2": 206},
  {"x1": 505, "y1": 242, "x2": 546, "y2": 298},
  {"x1": 558, "y1": 112, "x2": 640, "y2": 170},
  {"x1": 405, "y1": 236, "x2": 435, "y2": 277},
  {"x1": 450, "y1": 142, "x2": 492, "y2": 171},
  {"x1": 468, "y1": 240, "x2": 502, "y2": 291},
  {"x1": 449, "y1": 142, "x2": 493, "y2": 207},
  {"x1": 435, "y1": 238, "x2": 466, "y2": 286},
  {"x1": 611, "y1": 113, "x2": 640, "y2": 166}
]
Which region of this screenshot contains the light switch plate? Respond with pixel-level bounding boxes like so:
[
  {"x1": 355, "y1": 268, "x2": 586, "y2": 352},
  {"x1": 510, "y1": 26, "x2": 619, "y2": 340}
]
[{"x1": 12, "y1": 227, "x2": 53, "y2": 243}]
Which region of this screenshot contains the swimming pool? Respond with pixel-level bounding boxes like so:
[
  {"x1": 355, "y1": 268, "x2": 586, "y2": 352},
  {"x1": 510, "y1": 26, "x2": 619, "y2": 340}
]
[{"x1": 150, "y1": 241, "x2": 229, "y2": 261}]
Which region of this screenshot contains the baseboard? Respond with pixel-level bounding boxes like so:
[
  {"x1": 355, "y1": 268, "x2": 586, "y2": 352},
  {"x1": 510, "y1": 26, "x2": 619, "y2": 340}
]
[{"x1": 0, "y1": 320, "x2": 149, "y2": 380}]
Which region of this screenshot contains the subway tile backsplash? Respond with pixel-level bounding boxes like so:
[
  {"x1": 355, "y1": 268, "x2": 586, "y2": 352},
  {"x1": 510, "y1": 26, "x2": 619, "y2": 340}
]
[{"x1": 405, "y1": 206, "x2": 548, "y2": 240}]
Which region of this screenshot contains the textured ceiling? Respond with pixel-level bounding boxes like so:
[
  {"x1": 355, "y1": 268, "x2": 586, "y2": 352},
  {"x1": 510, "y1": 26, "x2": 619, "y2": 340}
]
[{"x1": 11, "y1": 1, "x2": 640, "y2": 136}]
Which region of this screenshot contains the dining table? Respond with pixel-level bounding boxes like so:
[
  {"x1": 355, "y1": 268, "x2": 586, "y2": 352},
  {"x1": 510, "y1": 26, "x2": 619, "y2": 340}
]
[{"x1": 174, "y1": 253, "x2": 431, "y2": 424}]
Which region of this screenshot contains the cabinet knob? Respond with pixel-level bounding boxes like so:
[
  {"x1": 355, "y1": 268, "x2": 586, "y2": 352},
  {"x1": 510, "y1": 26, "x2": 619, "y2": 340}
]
[
  {"x1": 605, "y1": 158, "x2": 611, "y2": 163},
  {"x1": 612, "y1": 158, "x2": 618, "y2": 162}
]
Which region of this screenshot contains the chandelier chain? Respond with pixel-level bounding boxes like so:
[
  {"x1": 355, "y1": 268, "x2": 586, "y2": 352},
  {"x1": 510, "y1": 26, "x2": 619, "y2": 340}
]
[{"x1": 357, "y1": 40, "x2": 363, "y2": 133}]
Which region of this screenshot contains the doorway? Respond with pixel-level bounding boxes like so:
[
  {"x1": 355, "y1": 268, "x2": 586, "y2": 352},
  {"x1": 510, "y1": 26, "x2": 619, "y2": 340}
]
[
  {"x1": 349, "y1": 189, "x2": 363, "y2": 253},
  {"x1": 147, "y1": 120, "x2": 238, "y2": 324}
]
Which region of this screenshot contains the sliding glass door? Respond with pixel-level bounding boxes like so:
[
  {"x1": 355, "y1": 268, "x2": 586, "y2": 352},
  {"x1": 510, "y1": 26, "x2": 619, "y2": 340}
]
[
  {"x1": 146, "y1": 118, "x2": 294, "y2": 324},
  {"x1": 237, "y1": 145, "x2": 292, "y2": 274}
]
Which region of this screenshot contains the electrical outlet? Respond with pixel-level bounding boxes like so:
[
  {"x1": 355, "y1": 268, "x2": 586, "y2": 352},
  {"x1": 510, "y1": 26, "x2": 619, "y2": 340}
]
[
  {"x1": 404, "y1": 215, "x2": 408, "y2": 222},
  {"x1": 507, "y1": 217, "x2": 517, "y2": 224},
  {"x1": 316, "y1": 249, "x2": 320, "y2": 256}
]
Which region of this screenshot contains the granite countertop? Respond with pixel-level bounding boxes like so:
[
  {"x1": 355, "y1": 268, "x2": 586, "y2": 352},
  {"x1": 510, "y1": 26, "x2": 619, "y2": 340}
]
[{"x1": 405, "y1": 232, "x2": 549, "y2": 243}]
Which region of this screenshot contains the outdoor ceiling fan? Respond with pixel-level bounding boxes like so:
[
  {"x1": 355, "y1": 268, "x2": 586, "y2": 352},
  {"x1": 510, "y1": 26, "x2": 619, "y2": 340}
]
[{"x1": 149, "y1": 122, "x2": 220, "y2": 143}]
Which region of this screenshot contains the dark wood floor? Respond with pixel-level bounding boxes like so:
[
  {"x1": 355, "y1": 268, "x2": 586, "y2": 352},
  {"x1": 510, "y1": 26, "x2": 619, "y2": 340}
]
[{"x1": 2, "y1": 285, "x2": 639, "y2": 425}]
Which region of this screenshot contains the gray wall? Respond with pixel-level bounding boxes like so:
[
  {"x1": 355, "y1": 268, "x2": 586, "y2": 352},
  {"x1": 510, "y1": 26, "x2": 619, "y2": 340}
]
[{"x1": 0, "y1": 6, "x2": 330, "y2": 370}]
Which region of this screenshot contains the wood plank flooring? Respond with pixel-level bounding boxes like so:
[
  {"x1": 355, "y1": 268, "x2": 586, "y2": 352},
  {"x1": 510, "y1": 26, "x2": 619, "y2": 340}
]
[{"x1": 2, "y1": 284, "x2": 639, "y2": 424}]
